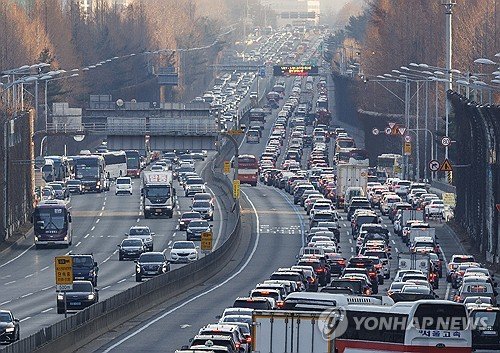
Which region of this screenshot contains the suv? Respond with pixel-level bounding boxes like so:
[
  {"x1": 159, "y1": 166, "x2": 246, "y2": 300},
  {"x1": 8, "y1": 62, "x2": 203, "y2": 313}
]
[
  {"x1": 0, "y1": 310, "x2": 20, "y2": 343},
  {"x1": 135, "y1": 252, "x2": 170, "y2": 282},
  {"x1": 115, "y1": 177, "x2": 133, "y2": 195},
  {"x1": 57, "y1": 280, "x2": 98, "y2": 314},
  {"x1": 192, "y1": 200, "x2": 214, "y2": 221},
  {"x1": 127, "y1": 226, "x2": 154, "y2": 251},
  {"x1": 70, "y1": 254, "x2": 99, "y2": 286}
]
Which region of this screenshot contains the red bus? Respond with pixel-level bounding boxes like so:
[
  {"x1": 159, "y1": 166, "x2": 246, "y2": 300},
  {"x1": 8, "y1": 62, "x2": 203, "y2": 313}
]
[
  {"x1": 237, "y1": 154, "x2": 258, "y2": 186},
  {"x1": 125, "y1": 150, "x2": 141, "y2": 177}
]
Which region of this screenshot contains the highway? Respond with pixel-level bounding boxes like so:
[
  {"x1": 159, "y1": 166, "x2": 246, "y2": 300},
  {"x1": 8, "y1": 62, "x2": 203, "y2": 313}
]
[{"x1": 0, "y1": 156, "x2": 232, "y2": 338}]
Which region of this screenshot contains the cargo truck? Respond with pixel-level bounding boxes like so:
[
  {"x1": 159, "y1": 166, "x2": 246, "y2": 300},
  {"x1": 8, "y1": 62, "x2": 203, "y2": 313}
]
[
  {"x1": 141, "y1": 171, "x2": 175, "y2": 218},
  {"x1": 335, "y1": 161, "x2": 369, "y2": 208}
]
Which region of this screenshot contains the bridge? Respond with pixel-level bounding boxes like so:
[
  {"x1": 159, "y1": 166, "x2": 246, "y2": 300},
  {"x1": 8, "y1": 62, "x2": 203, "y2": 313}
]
[{"x1": 45, "y1": 98, "x2": 218, "y2": 151}]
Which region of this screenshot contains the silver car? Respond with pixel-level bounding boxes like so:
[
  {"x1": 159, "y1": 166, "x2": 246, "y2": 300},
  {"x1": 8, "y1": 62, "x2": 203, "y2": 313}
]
[{"x1": 127, "y1": 226, "x2": 154, "y2": 251}]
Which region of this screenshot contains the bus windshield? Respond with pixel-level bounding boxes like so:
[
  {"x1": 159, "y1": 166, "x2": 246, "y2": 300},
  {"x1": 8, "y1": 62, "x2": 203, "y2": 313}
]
[
  {"x1": 76, "y1": 165, "x2": 99, "y2": 178},
  {"x1": 34, "y1": 208, "x2": 66, "y2": 231}
]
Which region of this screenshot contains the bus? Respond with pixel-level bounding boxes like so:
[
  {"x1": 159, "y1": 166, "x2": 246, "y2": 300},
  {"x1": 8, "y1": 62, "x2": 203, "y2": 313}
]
[
  {"x1": 103, "y1": 151, "x2": 127, "y2": 179},
  {"x1": 32, "y1": 200, "x2": 72, "y2": 248},
  {"x1": 237, "y1": 154, "x2": 259, "y2": 186},
  {"x1": 73, "y1": 155, "x2": 108, "y2": 192},
  {"x1": 42, "y1": 159, "x2": 55, "y2": 182},
  {"x1": 45, "y1": 156, "x2": 70, "y2": 182},
  {"x1": 377, "y1": 153, "x2": 403, "y2": 180},
  {"x1": 249, "y1": 108, "x2": 266, "y2": 123},
  {"x1": 336, "y1": 300, "x2": 471, "y2": 353},
  {"x1": 125, "y1": 150, "x2": 142, "y2": 177},
  {"x1": 336, "y1": 148, "x2": 369, "y2": 165}
]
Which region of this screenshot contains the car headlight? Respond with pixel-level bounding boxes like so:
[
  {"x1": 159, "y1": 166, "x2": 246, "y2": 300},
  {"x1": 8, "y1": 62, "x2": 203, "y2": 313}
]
[
  {"x1": 96, "y1": 181, "x2": 101, "y2": 186},
  {"x1": 64, "y1": 236, "x2": 68, "y2": 241},
  {"x1": 136, "y1": 266, "x2": 141, "y2": 273},
  {"x1": 57, "y1": 293, "x2": 64, "y2": 300},
  {"x1": 89, "y1": 270, "x2": 94, "y2": 276},
  {"x1": 145, "y1": 206, "x2": 151, "y2": 210},
  {"x1": 34, "y1": 236, "x2": 38, "y2": 241},
  {"x1": 5, "y1": 327, "x2": 14, "y2": 332},
  {"x1": 87, "y1": 293, "x2": 95, "y2": 300},
  {"x1": 179, "y1": 221, "x2": 185, "y2": 224},
  {"x1": 187, "y1": 229, "x2": 192, "y2": 234}
]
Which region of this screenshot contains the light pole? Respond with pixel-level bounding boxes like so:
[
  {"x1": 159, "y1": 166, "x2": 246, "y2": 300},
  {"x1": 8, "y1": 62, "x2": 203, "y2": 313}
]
[
  {"x1": 43, "y1": 73, "x2": 79, "y2": 131},
  {"x1": 442, "y1": 0, "x2": 456, "y2": 163}
]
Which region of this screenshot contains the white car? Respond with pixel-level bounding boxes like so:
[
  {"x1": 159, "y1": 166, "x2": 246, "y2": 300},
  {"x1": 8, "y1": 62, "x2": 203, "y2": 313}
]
[
  {"x1": 425, "y1": 199, "x2": 445, "y2": 217},
  {"x1": 115, "y1": 177, "x2": 132, "y2": 195},
  {"x1": 170, "y1": 241, "x2": 198, "y2": 263}
]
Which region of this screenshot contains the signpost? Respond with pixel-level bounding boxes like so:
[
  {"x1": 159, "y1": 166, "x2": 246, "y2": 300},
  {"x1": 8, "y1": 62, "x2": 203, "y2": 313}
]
[
  {"x1": 439, "y1": 158, "x2": 453, "y2": 172},
  {"x1": 372, "y1": 128, "x2": 380, "y2": 135},
  {"x1": 201, "y1": 231, "x2": 213, "y2": 252},
  {"x1": 441, "y1": 136, "x2": 451, "y2": 147},
  {"x1": 273, "y1": 65, "x2": 319, "y2": 76},
  {"x1": 223, "y1": 161, "x2": 231, "y2": 174},
  {"x1": 226, "y1": 129, "x2": 244, "y2": 136},
  {"x1": 232, "y1": 180, "x2": 240, "y2": 199},
  {"x1": 404, "y1": 142, "x2": 412, "y2": 156},
  {"x1": 442, "y1": 192, "x2": 456, "y2": 207},
  {"x1": 385, "y1": 127, "x2": 392, "y2": 135},
  {"x1": 429, "y1": 159, "x2": 440, "y2": 172},
  {"x1": 55, "y1": 256, "x2": 73, "y2": 318}
]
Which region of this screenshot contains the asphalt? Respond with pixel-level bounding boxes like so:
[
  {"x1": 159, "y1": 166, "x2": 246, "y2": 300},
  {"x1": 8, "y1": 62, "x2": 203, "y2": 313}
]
[{"x1": 0, "y1": 154, "x2": 233, "y2": 339}]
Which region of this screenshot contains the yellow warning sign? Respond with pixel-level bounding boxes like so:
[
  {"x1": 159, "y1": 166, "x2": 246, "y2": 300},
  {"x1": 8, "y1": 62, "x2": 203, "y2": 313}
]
[
  {"x1": 201, "y1": 231, "x2": 213, "y2": 251},
  {"x1": 440, "y1": 158, "x2": 453, "y2": 172},
  {"x1": 442, "y1": 193, "x2": 456, "y2": 207},
  {"x1": 404, "y1": 142, "x2": 412, "y2": 156},
  {"x1": 233, "y1": 180, "x2": 240, "y2": 199},
  {"x1": 223, "y1": 161, "x2": 231, "y2": 174},
  {"x1": 55, "y1": 256, "x2": 73, "y2": 291}
]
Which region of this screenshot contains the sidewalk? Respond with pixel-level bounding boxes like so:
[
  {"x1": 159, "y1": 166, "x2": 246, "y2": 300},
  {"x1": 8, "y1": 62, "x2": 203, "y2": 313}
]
[{"x1": 0, "y1": 223, "x2": 33, "y2": 254}]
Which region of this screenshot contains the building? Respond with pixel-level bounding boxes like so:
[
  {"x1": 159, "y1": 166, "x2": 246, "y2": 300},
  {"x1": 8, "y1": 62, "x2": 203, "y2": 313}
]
[{"x1": 261, "y1": 0, "x2": 320, "y2": 28}]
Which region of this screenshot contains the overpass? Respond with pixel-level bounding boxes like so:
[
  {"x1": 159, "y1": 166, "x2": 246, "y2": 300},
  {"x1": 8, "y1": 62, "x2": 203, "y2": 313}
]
[{"x1": 46, "y1": 97, "x2": 218, "y2": 151}]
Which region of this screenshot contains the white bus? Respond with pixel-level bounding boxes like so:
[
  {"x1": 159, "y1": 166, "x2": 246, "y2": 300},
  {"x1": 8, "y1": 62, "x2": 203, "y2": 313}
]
[
  {"x1": 103, "y1": 151, "x2": 127, "y2": 179},
  {"x1": 336, "y1": 300, "x2": 472, "y2": 353}
]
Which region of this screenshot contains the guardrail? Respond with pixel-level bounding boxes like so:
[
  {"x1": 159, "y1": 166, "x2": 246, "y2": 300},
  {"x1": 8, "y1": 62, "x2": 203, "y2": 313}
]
[{"x1": 1, "y1": 153, "x2": 240, "y2": 353}]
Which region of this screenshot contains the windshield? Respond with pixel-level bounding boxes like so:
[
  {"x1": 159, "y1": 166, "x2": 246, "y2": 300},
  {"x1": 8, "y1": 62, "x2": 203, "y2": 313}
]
[
  {"x1": 67, "y1": 180, "x2": 81, "y2": 185},
  {"x1": 76, "y1": 165, "x2": 99, "y2": 178},
  {"x1": 68, "y1": 282, "x2": 92, "y2": 292},
  {"x1": 144, "y1": 186, "x2": 170, "y2": 198},
  {"x1": 72, "y1": 257, "x2": 93, "y2": 267},
  {"x1": 186, "y1": 178, "x2": 204, "y2": 185},
  {"x1": 193, "y1": 201, "x2": 210, "y2": 208},
  {"x1": 129, "y1": 228, "x2": 150, "y2": 236},
  {"x1": 173, "y1": 242, "x2": 195, "y2": 249},
  {"x1": 0, "y1": 312, "x2": 12, "y2": 322},
  {"x1": 122, "y1": 239, "x2": 143, "y2": 247},
  {"x1": 189, "y1": 221, "x2": 208, "y2": 228},
  {"x1": 50, "y1": 184, "x2": 63, "y2": 190},
  {"x1": 34, "y1": 208, "x2": 66, "y2": 231},
  {"x1": 116, "y1": 178, "x2": 131, "y2": 185},
  {"x1": 139, "y1": 254, "x2": 164, "y2": 262}
]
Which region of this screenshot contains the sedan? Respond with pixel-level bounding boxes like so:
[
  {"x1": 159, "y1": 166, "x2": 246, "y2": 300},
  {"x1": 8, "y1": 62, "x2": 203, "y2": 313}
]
[
  {"x1": 170, "y1": 241, "x2": 199, "y2": 263},
  {"x1": 186, "y1": 220, "x2": 212, "y2": 241},
  {"x1": 135, "y1": 252, "x2": 170, "y2": 282},
  {"x1": 191, "y1": 200, "x2": 214, "y2": 221},
  {"x1": 127, "y1": 226, "x2": 154, "y2": 251},
  {"x1": 0, "y1": 310, "x2": 20, "y2": 343},
  {"x1": 118, "y1": 237, "x2": 146, "y2": 261},
  {"x1": 57, "y1": 280, "x2": 98, "y2": 314},
  {"x1": 178, "y1": 211, "x2": 202, "y2": 231}
]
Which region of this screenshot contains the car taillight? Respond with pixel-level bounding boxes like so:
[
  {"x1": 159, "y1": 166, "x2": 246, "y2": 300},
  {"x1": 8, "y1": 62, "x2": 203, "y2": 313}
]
[
  {"x1": 277, "y1": 301, "x2": 284, "y2": 308},
  {"x1": 236, "y1": 343, "x2": 240, "y2": 349},
  {"x1": 246, "y1": 336, "x2": 252, "y2": 343},
  {"x1": 369, "y1": 271, "x2": 376, "y2": 277},
  {"x1": 375, "y1": 264, "x2": 382, "y2": 269},
  {"x1": 316, "y1": 268, "x2": 324, "y2": 273},
  {"x1": 308, "y1": 277, "x2": 315, "y2": 283}
]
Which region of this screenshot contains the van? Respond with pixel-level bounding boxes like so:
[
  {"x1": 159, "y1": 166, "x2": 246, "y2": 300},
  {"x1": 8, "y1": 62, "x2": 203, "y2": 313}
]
[{"x1": 344, "y1": 187, "x2": 365, "y2": 209}]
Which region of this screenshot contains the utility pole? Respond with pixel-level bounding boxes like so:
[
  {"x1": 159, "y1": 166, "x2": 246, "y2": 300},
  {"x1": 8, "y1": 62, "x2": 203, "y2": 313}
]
[{"x1": 442, "y1": 0, "x2": 456, "y2": 163}]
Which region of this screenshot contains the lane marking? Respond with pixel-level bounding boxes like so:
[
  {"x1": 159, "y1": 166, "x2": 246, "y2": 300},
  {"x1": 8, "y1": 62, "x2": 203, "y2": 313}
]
[
  {"x1": 91, "y1": 226, "x2": 95, "y2": 231},
  {"x1": 172, "y1": 233, "x2": 176, "y2": 238},
  {"x1": 101, "y1": 206, "x2": 105, "y2": 211},
  {"x1": 348, "y1": 239, "x2": 353, "y2": 244},
  {"x1": 75, "y1": 241, "x2": 82, "y2": 247},
  {"x1": 0, "y1": 244, "x2": 35, "y2": 269},
  {"x1": 0, "y1": 300, "x2": 12, "y2": 305},
  {"x1": 21, "y1": 292, "x2": 33, "y2": 298},
  {"x1": 117, "y1": 279, "x2": 126, "y2": 284},
  {"x1": 391, "y1": 239, "x2": 396, "y2": 245},
  {"x1": 84, "y1": 234, "x2": 90, "y2": 239},
  {"x1": 206, "y1": 186, "x2": 224, "y2": 249},
  {"x1": 350, "y1": 247, "x2": 354, "y2": 253},
  {"x1": 20, "y1": 316, "x2": 31, "y2": 322},
  {"x1": 136, "y1": 218, "x2": 140, "y2": 223},
  {"x1": 41, "y1": 286, "x2": 52, "y2": 291},
  {"x1": 24, "y1": 274, "x2": 33, "y2": 278},
  {"x1": 102, "y1": 285, "x2": 111, "y2": 290},
  {"x1": 96, "y1": 219, "x2": 101, "y2": 223},
  {"x1": 4, "y1": 281, "x2": 16, "y2": 285},
  {"x1": 41, "y1": 308, "x2": 53, "y2": 313},
  {"x1": 40, "y1": 266, "x2": 49, "y2": 272},
  {"x1": 101, "y1": 189, "x2": 261, "y2": 353},
  {"x1": 167, "y1": 241, "x2": 172, "y2": 246}
]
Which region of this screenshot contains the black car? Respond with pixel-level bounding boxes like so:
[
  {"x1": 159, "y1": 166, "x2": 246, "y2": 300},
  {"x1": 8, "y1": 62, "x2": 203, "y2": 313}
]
[
  {"x1": 56, "y1": 280, "x2": 99, "y2": 314},
  {"x1": 186, "y1": 220, "x2": 212, "y2": 241},
  {"x1": 118, "y1": 237, "x2": 146, "y2": 260},
  {"x1": 70, "y1": 254, "x2": 98, "y2": 286},
  {"x1": 0, "y1": 310, "x2": 20, "y2": 343},
  {"x1": 135, "y1": 252, "x2": 170, "y2": 282}
]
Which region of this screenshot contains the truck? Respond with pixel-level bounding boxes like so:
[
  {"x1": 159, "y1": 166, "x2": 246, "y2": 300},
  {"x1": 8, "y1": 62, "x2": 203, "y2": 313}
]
[
  {"x1": 335, "y1": 162, "x2": 369, "y2": 208},
  {"x1": 394, "y1": 209, "x2": 424, "y2": 236},
  {"x1": 397, "y1": 252, "x2": 432, "y2": 276},
  {"x1": 252, "y1": 310, "x2": 334, "y2": 353},
  {"x1": 408, "y1": 223, "x2": 436, "y2": 245},
  {"x1": 141, "y1": 171, "x2": 176, "y2": 218}
]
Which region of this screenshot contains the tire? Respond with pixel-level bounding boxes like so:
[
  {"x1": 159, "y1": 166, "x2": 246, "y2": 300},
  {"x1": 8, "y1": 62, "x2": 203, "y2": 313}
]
[
  {"x1": 144, "y1": 212, "x2": 150, "y2": 219},
  {"x1": 379, "y1": 277, "x2": 384, "y2": 285},
  {"x1": 210, "y1": 215, "x2": 214, "y2": 221},
  {"x1": 57, "y1": 307, "x2": 64, "y2": 314},
  {"x1": 135, "y1": 275, "x2": 142, "y2": 282},
  {"x1": 119, "y1": 255, "x2": 123, "y2": 261}
]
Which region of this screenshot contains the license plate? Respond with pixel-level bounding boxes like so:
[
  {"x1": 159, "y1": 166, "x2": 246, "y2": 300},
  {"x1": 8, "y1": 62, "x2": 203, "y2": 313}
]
[
  {"x1": 483, "y1": 331, "x2": 497, "y2": 336},
  {"x1": 156, "y1": 209, "x2": 162, "y2": 212},
  {"x1": 70, "y1": 302, "x2": 81, "y2": 306},
  {"x1": 146, "y1": 271, "x2": 156, "y2": 275}
]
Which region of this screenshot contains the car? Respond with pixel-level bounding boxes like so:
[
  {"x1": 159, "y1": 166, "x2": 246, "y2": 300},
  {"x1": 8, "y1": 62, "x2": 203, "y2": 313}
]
[
  {"x1": 135, "y1": 252, "x2": 170, "y2": 282},
  {"x1": 191, "y1": 200, "x2": 214, "y2": 221},
  {"x1": 187, "y1": 335, "x2": 238, "y2": 352},
  {"x1": 115, "y1": 177, "x2": 133, "y2": 195},
  {"x1": 66, "y1": 179, "x2": 83, "y2": 194},
  {"x1": 48, "y1": 182, "x2": 69, "y2": 200},
  {"x1": 41, "y1": 186, "x2": 55, "y2": 200},
  {"x1": 127, "y1": 226, "x2": 154, "y2": 251},
  {"x1": 178, "y1": 211, "x2": 203, "y2": 231},
  {"x1": 0, "y1": 310, "x2": 20, "y2": 343},
  {"x1": 56, "y1": 280, "x2": 99, "y2": 314},
  {"x1": 184, "y1": 177, "x2": 206, "y2": 197},
  {"x1": 193, "y1": 192, "x2": 215, "y2": 208},
  {"x1": 186, "y1": 219, "x2": 212, "y2": 241},
  {"x1": 425, "y1": 199, "x2": 445, "y2": 217},
  {"x1": 118, "y1": 237, "x2": 145, "y2": 260},
  {"x1": 70, "y1": 254, "x2": 99, "y2": 286},
  {"x1": 170, "y1": 241, "x2": 199, "y2": 263},
  {"x1": 233, "y1": 297, "x2": 274, "y2": 310},
  {"x1": 198, "y1": 323, "x2": 249, "y2": 352}
]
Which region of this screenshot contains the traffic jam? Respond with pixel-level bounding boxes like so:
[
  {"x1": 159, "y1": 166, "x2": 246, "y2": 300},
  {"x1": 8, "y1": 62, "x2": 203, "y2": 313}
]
[{"x1": 175, "y1": 49, "x2": 498, "y2": 352}]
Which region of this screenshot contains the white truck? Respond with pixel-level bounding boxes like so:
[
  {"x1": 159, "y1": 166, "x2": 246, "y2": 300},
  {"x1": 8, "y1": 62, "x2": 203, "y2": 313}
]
[
  {"x1": 252, "y1": 310, "x2": 334, "y2": 353},
  {"x1": 335, "y1": 162, "x2": 369, "y2": 208},
  {"x1": 397, "y1": 252, "x2": 431, "y2": 276},
  {"x1": 141, "y1": 171, "x2": 175, "y2": 218},
  {"x1": 408, "y1": 223, "x2": 436, "y2": 245},
  {"x1": 394, "y1": 209, "x2": 424, "y2": 236}
]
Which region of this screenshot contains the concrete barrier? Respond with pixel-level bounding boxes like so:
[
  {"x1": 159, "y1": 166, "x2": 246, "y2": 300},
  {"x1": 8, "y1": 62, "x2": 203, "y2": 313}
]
[{"x1": 1, "y1": 154, "x2": 241, "y2": 353}]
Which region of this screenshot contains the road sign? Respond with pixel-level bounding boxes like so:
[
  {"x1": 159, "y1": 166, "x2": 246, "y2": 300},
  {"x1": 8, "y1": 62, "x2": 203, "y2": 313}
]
[
  {"x1": 442, "y1": 193, "x2": 456, "y2": 207},
  {"x1": 226, "y1": 129, "x2": 243, "y2": 135},
  {"x1": 201, "y1": 231, "x2": 213, "y2": 251},
  {"x1": 233, "y1": 180, "x2": 240, "y2": 199},
  {"x1": 388, "y1": 122, "x2": 396, "y2": 129},
  {"x1": 34, "y1": 156, "x2": 45, "y2": 169},
  {"x1": 259, "y1": 67, "x2": 266, "y2": 78},
  {"x1": 441, "y1": 136, "x2": 451, "y2": 147},
  {"x1": 404, "y1": 142, "x2": 412, "y2": 156},
  {"x1": 429, "y1": 159, "x2": 440, "y2": 172},
  {"x1": 404, "y1": 135, "x2": 411, "y2": 143},
  {"x1": 55, "y1": 256, "x2": 73, "y2": 291},
  {"x1": 440, "y1": 158, "x2": 453, "y2": 172},
  {"x1": 385, "y1": 127, "x2": 392, "y2": 135},
  {"x1": 398, "y1": 127, "x2": 407, "y2": 136},
  {"x1": 223, "y1": 161, "x2": 231, "y2": 174},
  {"x1": 372, "y1": 128, "x2": 380, "y2": 135}
]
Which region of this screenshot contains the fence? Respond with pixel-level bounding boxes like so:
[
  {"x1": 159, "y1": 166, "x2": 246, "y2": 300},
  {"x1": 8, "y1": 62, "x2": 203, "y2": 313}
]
[
  {"x1": 1, "y1": 150, "x2": 241, "y2": 353},
  {"x1": 0, "y1": 110, "x2": 34, "y2": 242},
  {"x1": 448, "y1": 91, "x2": 500, "y2": 264}
]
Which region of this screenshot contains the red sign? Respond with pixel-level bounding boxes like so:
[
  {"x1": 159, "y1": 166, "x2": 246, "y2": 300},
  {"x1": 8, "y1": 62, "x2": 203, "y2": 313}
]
[{"x1": 496, "y1": 204, "x2": 500, "y2": 212}]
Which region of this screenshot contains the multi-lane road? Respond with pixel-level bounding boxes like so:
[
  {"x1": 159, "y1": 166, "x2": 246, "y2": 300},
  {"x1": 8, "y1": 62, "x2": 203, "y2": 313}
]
[{"x1": 0, "y1": 156, "x2": 233, "y2": 338}]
